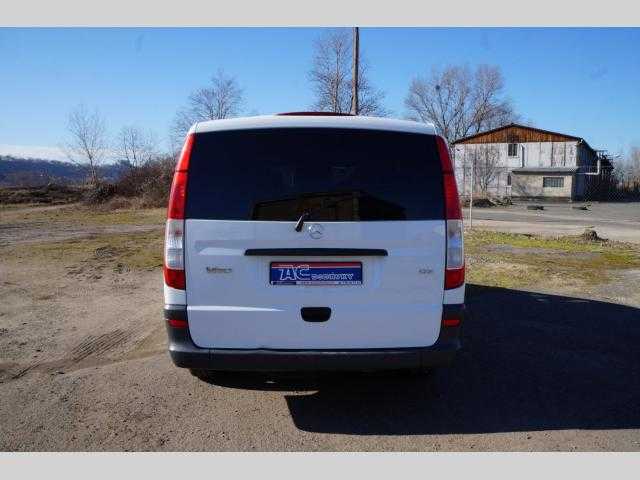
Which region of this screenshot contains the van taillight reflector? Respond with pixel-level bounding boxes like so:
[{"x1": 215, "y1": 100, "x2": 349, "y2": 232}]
[
  {"x1": 445, "y1": 267, "x2": 465, "y2": 290},
  {"x1": 164, "y1": 268, "x2": 186, "y2": 290},
  {"x1": 167, "y1": 171, "x2": 188, "y2": 220},
  {"x1": 436, "y1": 135, "x2": 462, "y2": 220},
  {"x1": 442, "y1": 316, "x2": 461, "y2": 327},
  {"x1": 168, "y1": 133, "x2": 194, "y2": 220},
  {"x1": 164, "y1": 218, "x2": 185, "y2": 289},
  {"x1": 167, "y1": 318, "x2": 188, "y2": 329},
  {"x1": 176, "y1": 133, "x2": 195, "y2": 172},
  {"x1": 443, "y1": 173, "x2": 462, "y2": 220},
  {"x1": 164, "y1": 133, "x2": 193, "y2": 292},
  {"x1": 437, "y1": 135, "x2": 465, "y2": 290}
]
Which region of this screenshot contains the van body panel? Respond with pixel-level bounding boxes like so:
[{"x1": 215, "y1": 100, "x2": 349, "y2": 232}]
[{"x1": 185, "y1": 219, "x2": 445, "y2": 349}]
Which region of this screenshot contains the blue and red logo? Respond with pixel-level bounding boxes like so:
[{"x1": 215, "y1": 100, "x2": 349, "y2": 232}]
[{"x1": 270, "y1": 262, "x2": 362, "y2": 285}]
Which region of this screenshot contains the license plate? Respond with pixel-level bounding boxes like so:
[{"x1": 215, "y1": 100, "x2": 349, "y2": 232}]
[{"x1": 270, "y1": 262, "x2": 363, "y2": 285}]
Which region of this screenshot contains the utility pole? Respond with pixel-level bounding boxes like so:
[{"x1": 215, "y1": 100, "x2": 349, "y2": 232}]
[
  {"x1": 469, "y1": 157, "x2": 475, "y2": 228},
  {"x1": 351, "y1": 27, "x2": 359, "y2": 115}
]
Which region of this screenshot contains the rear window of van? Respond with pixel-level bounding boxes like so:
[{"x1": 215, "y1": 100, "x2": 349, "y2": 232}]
[{"x1": 185, "y1": 128, "x2": 444, "y2": 221}]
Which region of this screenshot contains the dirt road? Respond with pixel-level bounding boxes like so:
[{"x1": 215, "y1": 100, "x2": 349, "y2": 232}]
[
  {"x1": 464, "y1": 202, "x2": 640, "y2": 244},
  {"x1": 1, "y1": 205, "x2": 639, "y2": 451}
]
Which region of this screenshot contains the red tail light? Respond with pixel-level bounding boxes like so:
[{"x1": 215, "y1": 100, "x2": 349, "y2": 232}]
[
  {"x1": 167, "y1": 318, "x2": 188, "y2": 329},
  {"x1": 167, "y1": 133, "x2": 194, "y2": 220},
  {"x1": 176, "y1": 132, "x2": 195, "y2": 172},
  {"x1": 436, "y1": 135, "x2": 465, "y2": 290},
  {"x1": 436, "y1": 135, "x2": 462, "y2": 220},
  {"x1": 167, "y1": 171, "x2": 188, "y2": 220},
  {"x1": 444, "y1": 267, "x2": 465, "y2": 290},
  {"x1": 164, "y1": 134, "x2": 194, "y2": 291},
  {"x1": 163, "y1": 265, "x2": 186, "y2": 290}
]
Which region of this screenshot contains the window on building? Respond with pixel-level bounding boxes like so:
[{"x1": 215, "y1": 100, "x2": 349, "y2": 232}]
[
  {"x1": 508, "y1": 143, "x2": 518, "y2": 157},
  {"x1": 507, "y1": 173, "x2": 511, "y2": 186},
  {"x1": 543, "y1": 177, "x2": 564, "y2": 188}
]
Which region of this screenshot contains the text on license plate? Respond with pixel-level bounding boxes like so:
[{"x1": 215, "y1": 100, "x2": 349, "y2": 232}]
[{"x1": 270, "y1": 262, "x2": 363, "y2": 285}]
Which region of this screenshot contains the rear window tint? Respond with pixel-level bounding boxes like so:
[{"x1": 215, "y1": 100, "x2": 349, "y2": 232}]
[{"x1": 185, "y1": 128, "x2": 444, "y2": 221}]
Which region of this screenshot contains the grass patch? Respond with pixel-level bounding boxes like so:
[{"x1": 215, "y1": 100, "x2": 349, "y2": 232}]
[
  {"x1": 1, "y1": 205, "x2": 166, "y2": 227},
  {"x1": 2, "y1": 229, "x2": 163, "y2": 273},
  {"x1": 0, "y1": 203, "x2": 43, "y2": 211},
  {"x1": 465, "y1": 230, "x2": 640, "y2": 290},
  {"x1": 467, "y1": 229, "x2": 636, "y2": 254}
]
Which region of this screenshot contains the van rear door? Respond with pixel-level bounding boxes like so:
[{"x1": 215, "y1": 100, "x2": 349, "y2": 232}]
[{"x1": 184, "y1": 128, "x2": 447, "y2": 349}]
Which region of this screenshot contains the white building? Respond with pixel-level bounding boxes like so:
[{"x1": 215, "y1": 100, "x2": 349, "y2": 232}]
[{"x1": 452, "y1": 124, "x2": 612, "y2": 201}]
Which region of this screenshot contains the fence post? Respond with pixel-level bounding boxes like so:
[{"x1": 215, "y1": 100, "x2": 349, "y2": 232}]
[{"x1": 469, "y1": 158, "x2": 474, "y2": 228}]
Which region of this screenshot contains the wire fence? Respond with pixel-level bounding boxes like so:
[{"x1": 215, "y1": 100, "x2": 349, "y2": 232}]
[{"x1": 583, "y1": 178, "x2": 640, "y2": 202}]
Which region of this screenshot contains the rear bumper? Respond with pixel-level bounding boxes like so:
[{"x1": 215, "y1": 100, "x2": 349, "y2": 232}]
[{"x1": 164, "y1": 304, "x2": 464, "y2": 372}]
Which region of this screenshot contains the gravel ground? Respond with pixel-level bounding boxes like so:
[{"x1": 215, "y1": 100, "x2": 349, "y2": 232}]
[{"x1": 1, "y1": 205, "x2": 639, "y2": 451}]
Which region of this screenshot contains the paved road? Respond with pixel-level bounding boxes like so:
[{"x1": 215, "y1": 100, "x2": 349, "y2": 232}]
[
  {"x1": 463, "y1": 202, "x2": 640, "y2": 243},
  {"x1": 2, "y1": 284, "x2": 639, "y2": 451}
]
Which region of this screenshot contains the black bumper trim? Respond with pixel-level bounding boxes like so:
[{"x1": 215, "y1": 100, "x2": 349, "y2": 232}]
[
  {"x1": 164, "y1": 304, "x2": 187, "y2": 321},
  {"x1": 165, "y1": 303, "x2": 464, "y2": 372},
  {"x1": 244, "y1": 248, "x2": 388, "y2": 257}
]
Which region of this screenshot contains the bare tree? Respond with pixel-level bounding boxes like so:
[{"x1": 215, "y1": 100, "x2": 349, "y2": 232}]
[
  {"x1": 170, "y1": 69, "x2": 244, "y2": 148},
  {"x1": 309, "y1": 29, "x2": 387, "y2": 116},
  {"x1": 617, "y1": 146, "x2": 640, "y2": 185},
  {"x1": 405, "y1": 64, "x2": 518, "y2": 144},
  {"x1": 627, "y1": 147, "x2": 640, "y2": 181},
  {"x1": 63, "y1": 104, "x2": 108, "y2": 185},
  {"x1": 116, "y1": 126, "x2": 157, "y2": 168},
  {"x1": 474, "y1": 145, "x2": 502, "y2": 195}
]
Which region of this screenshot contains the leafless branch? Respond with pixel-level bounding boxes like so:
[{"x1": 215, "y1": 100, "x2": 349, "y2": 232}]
[
  {"x1": 308, "y1": 29, "x2": 388, "y2": 116},
  {"x1": 116, "y1": 126, "x2": 158, "y2": 168},
  {"x1": 170, "y1": 69, "x2": 244, "y2": 148},
  {"x1": 474, "y1": 145, "x2": 502, "y2": 194},
  {"x1": 405, "y1": 64, "x2": 519, "y2": 144},
  {"x1": 63, "y1": 104, "x2": 108, "y2": 185},
  {"x1": 616, "y1": 146, "x2": 640, "y2": 185}
]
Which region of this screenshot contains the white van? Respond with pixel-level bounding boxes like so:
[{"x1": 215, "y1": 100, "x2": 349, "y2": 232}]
[{"x1": 163, "y1": 113, "x2": 465, "y2": 375}]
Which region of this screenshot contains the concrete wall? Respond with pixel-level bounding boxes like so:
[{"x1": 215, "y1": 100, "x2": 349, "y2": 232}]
[
  {"x1": 452, "y1": 141, "x2": 580, "y2": 198},
  {"x1": 511, "y1": 173, "x2": 574, "y2": 199},
  {"x1": 453, "y1": 141, "x2": 579, "y2": 170}
]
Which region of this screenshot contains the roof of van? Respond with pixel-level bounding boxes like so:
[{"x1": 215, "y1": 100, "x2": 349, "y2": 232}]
[{"x1": 192, "y1": 115, "x2": 436, "y2": 135}]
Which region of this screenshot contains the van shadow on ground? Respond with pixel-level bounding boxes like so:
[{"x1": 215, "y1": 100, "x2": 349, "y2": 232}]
[{"x1": 204, "y1": 284, "x2": 640, "y2": 435}]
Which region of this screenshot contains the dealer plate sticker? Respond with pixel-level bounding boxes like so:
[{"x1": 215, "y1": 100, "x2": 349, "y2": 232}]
[{"x1": 270, "y1": 262, "x2": 362, "y2": 285}]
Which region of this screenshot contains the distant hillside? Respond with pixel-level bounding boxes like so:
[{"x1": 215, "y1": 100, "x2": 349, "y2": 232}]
[{"x1": 0, "y1": 156, "x2": 126, "y2": 187}]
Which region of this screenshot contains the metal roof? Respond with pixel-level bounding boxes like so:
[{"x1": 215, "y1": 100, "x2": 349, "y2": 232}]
[
  {"x1": 453, "y1": 123, "x2": 584, "y2": 143},
  {"x1": 452, "y1": 123, "x2": 599, "y2": 155},
  {"x1": 512, "y1": 167, "x2": 579, "y2": 174}
]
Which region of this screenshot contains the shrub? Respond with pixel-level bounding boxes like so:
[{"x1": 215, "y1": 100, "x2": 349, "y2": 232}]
[
  {"x1": 83, "y1": 155, "x2": 176, "y2": 209},
  {"x1": 83, "y1": 182, "x2": 117, "y2": 204},
  {"x1": 0, "y1": 184, "x2": 85, "y2": 205}
]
